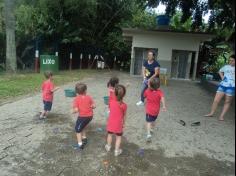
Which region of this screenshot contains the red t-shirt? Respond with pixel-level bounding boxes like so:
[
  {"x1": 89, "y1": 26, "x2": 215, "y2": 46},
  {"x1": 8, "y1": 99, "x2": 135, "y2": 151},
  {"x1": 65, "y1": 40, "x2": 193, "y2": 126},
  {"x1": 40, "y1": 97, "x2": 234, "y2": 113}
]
[
  {"x1": 144, "y1": 89, "x2": 164, "y2": 116},
  {"x1": 42, "y1": 80, "x2": 55, "y2": 102},
  {"x1": 107, "y1": 99, "x2": 127, "y2": 133},
  {"x1": 73, "y1": 95, "x2": 94, "y2": 117}
]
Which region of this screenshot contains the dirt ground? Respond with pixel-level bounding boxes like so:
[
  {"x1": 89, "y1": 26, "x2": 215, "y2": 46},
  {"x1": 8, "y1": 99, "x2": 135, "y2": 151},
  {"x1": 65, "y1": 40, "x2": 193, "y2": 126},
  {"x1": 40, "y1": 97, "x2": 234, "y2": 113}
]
[{"x1": 0, "y1": 71, "x2": 235, "y2": 176}]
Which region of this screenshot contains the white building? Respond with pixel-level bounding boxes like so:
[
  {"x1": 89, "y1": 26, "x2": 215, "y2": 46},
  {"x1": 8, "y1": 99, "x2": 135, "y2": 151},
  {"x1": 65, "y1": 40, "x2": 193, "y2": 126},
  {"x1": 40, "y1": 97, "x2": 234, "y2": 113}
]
[{"x1": 122, "y1": 28, "x2": 214, "y2": 80}]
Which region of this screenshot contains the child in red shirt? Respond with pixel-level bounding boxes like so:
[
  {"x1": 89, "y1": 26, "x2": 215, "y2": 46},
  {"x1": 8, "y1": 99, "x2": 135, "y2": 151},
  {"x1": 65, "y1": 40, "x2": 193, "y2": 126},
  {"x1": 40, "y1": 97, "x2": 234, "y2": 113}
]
[
  {"x1": 72, "y1": 83, "x2": 95, "y2": 149},
  {"x1": 107, "y1": 77, "x2": 119, "y2": 104},
  {"x1": 144, "y1": 78, "x2": 166, "y2": 142},
  {"x1": 40, "y1": 71, "x2": 59, "y2": 119},
  {"x1": 105, "y1": 84, "x2": 127, "y2": 156}
]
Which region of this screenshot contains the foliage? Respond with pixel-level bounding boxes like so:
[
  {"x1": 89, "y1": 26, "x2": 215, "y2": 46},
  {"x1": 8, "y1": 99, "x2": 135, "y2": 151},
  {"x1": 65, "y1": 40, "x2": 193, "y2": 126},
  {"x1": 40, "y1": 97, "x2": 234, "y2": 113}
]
[
  {"x1": 206, "y1": 45, "x2": 232, "y2": 73},
  {"x1": 170, "y1": 12, "x2": 193, "y2": 31},
  {"x1": 104, "y1": 30, "x2": 128, "y2": 56},
  {"x1": 146, "y1": 0, "x2": 234, "y2": 29},
  {"x1": 15, "y1": 4, "x2": 48, "y2": 38},
  {"x1": 121, "y1": 6, "x2": 157, "y2": 29},
  {"x1": 1, "y1": 0, "x2": 235, "y2": 72}
]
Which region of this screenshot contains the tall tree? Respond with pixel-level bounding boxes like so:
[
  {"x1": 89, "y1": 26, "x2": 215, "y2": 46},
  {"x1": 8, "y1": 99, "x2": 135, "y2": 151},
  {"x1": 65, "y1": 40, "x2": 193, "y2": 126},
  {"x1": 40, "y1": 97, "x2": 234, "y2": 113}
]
[
  {"x1": 146, "y1": 0, "x2": 235, "y2": 32},
  {"x1": 4, "y1": 0, "x2": 16, "y2": 72}
]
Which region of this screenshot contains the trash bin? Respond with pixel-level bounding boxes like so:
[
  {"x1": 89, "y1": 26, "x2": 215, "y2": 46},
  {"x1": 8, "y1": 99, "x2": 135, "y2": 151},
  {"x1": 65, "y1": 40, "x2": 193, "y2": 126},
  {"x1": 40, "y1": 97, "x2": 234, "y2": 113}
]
[{"x1": 40, "y1": 55, "x2": 59, "y2": 73}]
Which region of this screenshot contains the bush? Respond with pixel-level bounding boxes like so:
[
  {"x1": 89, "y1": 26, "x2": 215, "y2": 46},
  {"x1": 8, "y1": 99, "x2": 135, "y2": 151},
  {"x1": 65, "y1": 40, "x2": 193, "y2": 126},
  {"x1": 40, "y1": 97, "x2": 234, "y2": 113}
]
[{"x1": 207, "y1": 52, "x2": 231, "y2": 74}]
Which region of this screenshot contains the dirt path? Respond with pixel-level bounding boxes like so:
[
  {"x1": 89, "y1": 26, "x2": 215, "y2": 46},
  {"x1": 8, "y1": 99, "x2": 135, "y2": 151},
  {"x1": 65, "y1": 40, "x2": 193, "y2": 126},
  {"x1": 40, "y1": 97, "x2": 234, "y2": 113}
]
[{"x1": 0, "y1": 71, "x2": 235, "y2": 176}]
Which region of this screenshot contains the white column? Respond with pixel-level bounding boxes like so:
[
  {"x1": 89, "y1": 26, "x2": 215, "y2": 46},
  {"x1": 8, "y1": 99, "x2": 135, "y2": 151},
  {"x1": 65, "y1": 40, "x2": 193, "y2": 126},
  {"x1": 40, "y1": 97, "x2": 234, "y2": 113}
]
[
  {"x1": 35, "y1": 50, "x2": 39, "y2": 58},
  {"x1": 130, "y1": 47, "x2": 135, "y2": 75},
  {"x1": 192, "y1": 51, "x2": 199, "y2": 80}
]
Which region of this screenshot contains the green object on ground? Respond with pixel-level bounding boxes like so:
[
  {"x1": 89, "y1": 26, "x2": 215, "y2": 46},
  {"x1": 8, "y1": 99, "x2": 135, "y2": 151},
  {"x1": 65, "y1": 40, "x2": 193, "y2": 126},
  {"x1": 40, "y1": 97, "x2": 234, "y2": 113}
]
[
  {"x1": 201, "y1": 74, "x2": 206, "y2": 81},
  {"x1": 64, "y1": 89, "x2": 76, "y2": 97},
  {"x1": 103, "y1": 96, "x2": 109, "y2": 105},
  {"x1": 40, "y1": 55, "x2": 59, "y2": 73}
]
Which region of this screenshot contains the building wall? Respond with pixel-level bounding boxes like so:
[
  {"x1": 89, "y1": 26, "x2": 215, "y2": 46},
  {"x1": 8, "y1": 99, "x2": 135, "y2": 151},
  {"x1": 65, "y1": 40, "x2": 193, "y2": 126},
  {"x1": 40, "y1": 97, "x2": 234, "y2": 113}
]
[
  {"x1": 128, "y1": 31, "x2": 211, "y2": 77},
  {"x1": 132, "y1": 32, "x2": 202, "y2": 59}
]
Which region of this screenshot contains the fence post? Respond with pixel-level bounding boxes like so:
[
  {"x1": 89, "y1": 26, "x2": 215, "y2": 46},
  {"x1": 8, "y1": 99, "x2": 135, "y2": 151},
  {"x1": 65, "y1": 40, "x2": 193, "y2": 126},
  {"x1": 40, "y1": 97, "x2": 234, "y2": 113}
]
[
  {"x1": 35, "y1": 50, "x2": 39, "y2": 73},
  {"x1": 80, "y1": 53, "x2": 83, "y2": 69},
  {"x1": 69, "y1": 52, "x2": 72, "y2": 71},
  {"x1": 88, "y1": 54, "x2": 91, "y2": 69}
]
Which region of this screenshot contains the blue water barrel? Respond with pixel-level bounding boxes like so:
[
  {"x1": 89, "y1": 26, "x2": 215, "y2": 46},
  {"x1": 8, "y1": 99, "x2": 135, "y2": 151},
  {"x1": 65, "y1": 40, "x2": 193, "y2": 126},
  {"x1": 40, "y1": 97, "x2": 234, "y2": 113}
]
[{"x1": 156, "y1": 15, "x2": 170, "y2": 26}]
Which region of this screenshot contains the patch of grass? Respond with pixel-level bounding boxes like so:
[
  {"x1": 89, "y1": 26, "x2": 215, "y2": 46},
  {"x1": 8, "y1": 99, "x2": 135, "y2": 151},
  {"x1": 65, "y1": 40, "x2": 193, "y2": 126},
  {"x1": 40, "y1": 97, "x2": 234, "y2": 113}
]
[{"x1": 0, "y1": 69, "x2": 98, "y2": 100}]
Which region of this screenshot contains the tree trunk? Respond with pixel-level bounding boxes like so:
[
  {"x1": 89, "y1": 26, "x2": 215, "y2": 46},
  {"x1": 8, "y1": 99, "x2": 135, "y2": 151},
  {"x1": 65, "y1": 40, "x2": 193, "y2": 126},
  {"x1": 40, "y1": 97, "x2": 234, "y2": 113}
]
[{"x1": 4, "y1": 0, "x2": 16, "y2": 73}]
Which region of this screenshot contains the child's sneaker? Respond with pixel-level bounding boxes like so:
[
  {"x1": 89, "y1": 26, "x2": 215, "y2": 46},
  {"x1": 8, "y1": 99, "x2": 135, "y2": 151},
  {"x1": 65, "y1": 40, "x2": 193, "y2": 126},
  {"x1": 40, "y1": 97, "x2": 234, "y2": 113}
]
[
  {"x1": 73, "y1": 144, "x2": 84, "y2": 150},
  {"x1": 150, "y1": 129, "x2": 154, "y2": 135},
  {"x1": 39, "y1": 114, "x2": 46, "y2": 119},
  {"x1": 136, "y1": 101, "x2": 144, "y2": 106},
  {"x1": 114, "y1": 149, "x2": 122, "y2": 156},
  {"x1": 146, "y1": 134, "x2": 152, "y2": 142},
  {"x1": 105, "y1": 144, "x2": 111, "y2": 152}
]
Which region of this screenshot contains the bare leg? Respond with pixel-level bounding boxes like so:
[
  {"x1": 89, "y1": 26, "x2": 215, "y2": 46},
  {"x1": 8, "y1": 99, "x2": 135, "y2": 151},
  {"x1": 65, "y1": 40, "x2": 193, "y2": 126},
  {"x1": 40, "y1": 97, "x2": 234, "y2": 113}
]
[
  {"x1": 45, "y1": 111, "x2": 49, "y2": 117},
  {"x1": 107, "y1": 133, "x2": 112, "y2": 146},
  {"x1": 146, "y1": 122, "x2": 151, "y2": 135},
  {"x1": 151, "y1": 122, "x2": 156, "y2": 129},
  {"x1": 40, "y1": 110, "x2": 46, "y2": 117},
  {"x1": 115, "y1": 136, "x2": 122, "y2": 151},
  {"x1": 219, "y1": 95, "x2": 233, "y2": 121},
  {"x1": 204, "y1": 92, "x2": 225, "y2": 117},
  {"x1": 81, "y1": 130, "x2": 86, "y2": 139},
  {"x1": 76, "y1": 133, "x2": 82, "y2": 144}
]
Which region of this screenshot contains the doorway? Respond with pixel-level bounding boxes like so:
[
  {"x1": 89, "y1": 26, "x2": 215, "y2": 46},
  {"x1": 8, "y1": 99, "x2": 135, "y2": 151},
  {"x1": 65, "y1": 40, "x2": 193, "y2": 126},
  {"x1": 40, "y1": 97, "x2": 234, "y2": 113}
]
[{"x1": 171, "y1": 50, "x2": 193, "y2": 79}]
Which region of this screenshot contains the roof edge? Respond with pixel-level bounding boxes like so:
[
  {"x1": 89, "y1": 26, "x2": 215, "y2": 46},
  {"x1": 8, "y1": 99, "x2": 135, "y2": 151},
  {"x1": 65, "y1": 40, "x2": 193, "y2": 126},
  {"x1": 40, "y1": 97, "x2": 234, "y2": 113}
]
[{"x1": 122, "y1": 28, "x2": 215, "y2": 37}]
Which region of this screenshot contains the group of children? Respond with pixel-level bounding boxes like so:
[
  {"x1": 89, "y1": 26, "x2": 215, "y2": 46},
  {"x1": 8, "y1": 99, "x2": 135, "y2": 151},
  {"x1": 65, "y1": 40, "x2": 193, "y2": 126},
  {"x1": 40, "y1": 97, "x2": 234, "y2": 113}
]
[{"x1": 40, "y1": 71, "x2": 166, "y2": 156}]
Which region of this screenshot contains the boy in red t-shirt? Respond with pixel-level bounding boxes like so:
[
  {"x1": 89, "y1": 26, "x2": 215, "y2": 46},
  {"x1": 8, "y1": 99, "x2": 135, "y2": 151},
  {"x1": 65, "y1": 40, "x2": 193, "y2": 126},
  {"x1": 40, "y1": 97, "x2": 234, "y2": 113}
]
[
  {"x1": 105, "y1": 85, "x2": 127, "y2": 156},
  {"x1": 40, "y1": 71, "x2": 60, "y2": 119},
  {"x1": 144, "y1": 78, "x2": 166, "y2": 142},
  {"x1": 72, "y1": 83, "x2": 95, "y2": 150}
]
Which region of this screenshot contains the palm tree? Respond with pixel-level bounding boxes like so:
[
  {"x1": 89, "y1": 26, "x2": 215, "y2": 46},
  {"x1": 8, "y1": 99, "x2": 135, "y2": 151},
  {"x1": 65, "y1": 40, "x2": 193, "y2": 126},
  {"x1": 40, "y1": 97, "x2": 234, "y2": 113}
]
[{"x1": 4, "y1": 0, "x2": 16, "y2": 72}]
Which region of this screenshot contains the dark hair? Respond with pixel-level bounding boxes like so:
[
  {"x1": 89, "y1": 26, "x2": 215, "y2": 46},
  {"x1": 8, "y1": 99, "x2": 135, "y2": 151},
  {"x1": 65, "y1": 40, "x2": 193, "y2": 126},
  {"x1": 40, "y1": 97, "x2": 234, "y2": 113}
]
[
  {"x1": 147, "y1": 50, "x2": 157, "y2": 57},
  {"x1": 107, "y1": 77, "x2": 119, "y2": 88},
  {"x1": 115, "y1": 84, "x2": 126, "y2": 102},
  {"x1": 149, "y1": 78, "x2": 160, "y2": 90},
  {"x1": 230, "y1": 54, "x2": 235, "y2": 60},
  {"x1": 44, "y1": 71, "x2": 53, "y2": 79},
  {"x1": 75, "y1": 83, "x2": 87, "y2": 95}
]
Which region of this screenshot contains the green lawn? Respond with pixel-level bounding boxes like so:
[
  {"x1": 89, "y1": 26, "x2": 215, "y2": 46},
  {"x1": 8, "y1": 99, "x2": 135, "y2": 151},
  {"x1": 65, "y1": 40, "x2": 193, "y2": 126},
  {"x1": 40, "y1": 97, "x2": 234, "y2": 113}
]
[{"x1": 0, "y1": 69, "x2": 98, "y2": 100}]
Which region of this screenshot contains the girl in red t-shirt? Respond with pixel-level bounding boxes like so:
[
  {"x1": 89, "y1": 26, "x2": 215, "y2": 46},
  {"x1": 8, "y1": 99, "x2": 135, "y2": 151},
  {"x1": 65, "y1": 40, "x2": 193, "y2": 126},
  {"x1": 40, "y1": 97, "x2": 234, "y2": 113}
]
[
  {"x1": 107, "y1": 77, "x2": 119, "y2": 104},
  {"x1": 144, "y1": 78, "x2": 167, "y2": 142},
  {"x1": 105, "y1": 85, "x2": 127, "y2": 156}
]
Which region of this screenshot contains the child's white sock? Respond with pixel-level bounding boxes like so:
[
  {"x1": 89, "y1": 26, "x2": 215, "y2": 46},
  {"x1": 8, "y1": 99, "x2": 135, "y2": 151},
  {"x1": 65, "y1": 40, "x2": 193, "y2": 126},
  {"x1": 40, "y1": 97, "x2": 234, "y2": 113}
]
[{"x1": 78, "y1": 142, "x2": 83, "y2": 146}]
